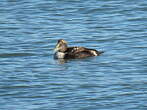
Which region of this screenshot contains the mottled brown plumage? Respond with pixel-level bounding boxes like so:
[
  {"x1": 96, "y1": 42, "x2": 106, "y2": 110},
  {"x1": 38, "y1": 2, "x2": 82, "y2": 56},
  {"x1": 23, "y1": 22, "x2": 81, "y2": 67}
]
[{"x1": 54, "y1": 39, "x2": 103, "y2": 59}]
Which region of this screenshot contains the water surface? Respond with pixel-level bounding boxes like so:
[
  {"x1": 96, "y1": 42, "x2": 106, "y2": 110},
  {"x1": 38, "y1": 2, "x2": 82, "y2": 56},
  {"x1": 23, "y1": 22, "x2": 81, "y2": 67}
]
[{"x1": 0, "y1": 0, "x2": 147, "y2": 110}]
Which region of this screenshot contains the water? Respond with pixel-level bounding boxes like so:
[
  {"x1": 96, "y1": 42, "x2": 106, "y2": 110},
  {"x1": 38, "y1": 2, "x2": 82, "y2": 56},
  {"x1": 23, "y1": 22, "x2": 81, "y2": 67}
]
[{"x1": 0, "y1": 0, "x2": 147, "y2": 110}]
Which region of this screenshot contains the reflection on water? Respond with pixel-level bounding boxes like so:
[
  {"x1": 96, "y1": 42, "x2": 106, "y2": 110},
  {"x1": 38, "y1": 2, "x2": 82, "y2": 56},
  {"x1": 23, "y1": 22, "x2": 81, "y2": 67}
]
[{"x1": 55, "y1": 58, "x2": 68, "y2": 64}]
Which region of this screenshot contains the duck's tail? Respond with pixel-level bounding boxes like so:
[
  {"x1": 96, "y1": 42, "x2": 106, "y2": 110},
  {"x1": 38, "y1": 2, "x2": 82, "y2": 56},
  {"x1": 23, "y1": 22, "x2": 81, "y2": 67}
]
[
  {"x1": 90, "y1": 49, "x2": 104, "y2": 56},
  {"x1": 96, "y1": 51, "x2": 104, "y2": 56}
]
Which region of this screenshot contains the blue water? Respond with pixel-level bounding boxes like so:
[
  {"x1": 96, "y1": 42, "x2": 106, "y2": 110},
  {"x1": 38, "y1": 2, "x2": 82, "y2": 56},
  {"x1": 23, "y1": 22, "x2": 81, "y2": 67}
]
[{"x1": 0, "y1": 0, "x2": 147, "y2": 110}]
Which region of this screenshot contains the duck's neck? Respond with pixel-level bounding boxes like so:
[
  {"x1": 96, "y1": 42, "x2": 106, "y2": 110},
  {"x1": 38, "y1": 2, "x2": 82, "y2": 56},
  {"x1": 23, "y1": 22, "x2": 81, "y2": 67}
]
[{"x1": 54, "y1": 52, "x2": 65, "y2": 59}]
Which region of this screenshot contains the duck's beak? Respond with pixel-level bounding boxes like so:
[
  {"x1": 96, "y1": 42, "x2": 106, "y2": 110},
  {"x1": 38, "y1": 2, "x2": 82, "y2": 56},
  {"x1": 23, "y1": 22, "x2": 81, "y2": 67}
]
[{"x1": 54, "y1": 44, "x2": 59, "y2": 52}]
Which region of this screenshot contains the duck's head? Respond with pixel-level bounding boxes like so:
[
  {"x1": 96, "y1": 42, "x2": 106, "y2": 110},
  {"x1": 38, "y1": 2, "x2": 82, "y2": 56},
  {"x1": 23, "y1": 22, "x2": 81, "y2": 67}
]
[{"x1": 54, "y1": 39, "x2": 68, "y2": 52}]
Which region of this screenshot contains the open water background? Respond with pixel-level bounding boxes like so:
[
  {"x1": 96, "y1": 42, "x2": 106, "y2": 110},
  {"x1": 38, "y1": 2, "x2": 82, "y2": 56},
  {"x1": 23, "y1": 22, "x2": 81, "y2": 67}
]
[{"x1": 0, "y1": 0, "x2": 147, "y2": 110}]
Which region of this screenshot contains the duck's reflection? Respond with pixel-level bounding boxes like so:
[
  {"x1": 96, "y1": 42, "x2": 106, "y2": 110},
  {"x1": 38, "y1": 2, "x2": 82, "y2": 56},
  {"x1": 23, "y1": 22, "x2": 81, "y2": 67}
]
[{"x1": 56, "y1": 58, "x2": 68, "y2": 64}]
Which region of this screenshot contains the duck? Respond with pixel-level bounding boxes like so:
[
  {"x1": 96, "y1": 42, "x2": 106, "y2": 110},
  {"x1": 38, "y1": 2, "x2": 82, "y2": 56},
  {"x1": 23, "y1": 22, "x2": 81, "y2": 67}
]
[{"x1": 54, "y1": 39, "x2": 104, "y2": 59}]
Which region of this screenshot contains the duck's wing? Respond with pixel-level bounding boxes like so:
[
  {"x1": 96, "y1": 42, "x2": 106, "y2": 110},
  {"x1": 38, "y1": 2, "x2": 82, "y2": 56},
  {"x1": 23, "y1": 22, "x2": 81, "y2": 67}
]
[
  {"x1": 66, "y1": 47, "x2": 86, "y2": 54},
  {"x1": 65, "y1": 47, "x2": 103, "y2": 59}
]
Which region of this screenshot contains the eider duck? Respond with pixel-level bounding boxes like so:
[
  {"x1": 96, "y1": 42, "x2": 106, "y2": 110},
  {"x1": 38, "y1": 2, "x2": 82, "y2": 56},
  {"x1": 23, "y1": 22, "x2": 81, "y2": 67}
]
[{"x1": 54, "y1": 39, "x2": 104, "y2": 59}]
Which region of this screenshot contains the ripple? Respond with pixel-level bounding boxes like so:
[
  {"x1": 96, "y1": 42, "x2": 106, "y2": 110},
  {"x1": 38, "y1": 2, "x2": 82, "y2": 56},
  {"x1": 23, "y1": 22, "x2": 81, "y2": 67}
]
[{"x1": 0, "y1": 53, "x2": 35, "y2": 58}]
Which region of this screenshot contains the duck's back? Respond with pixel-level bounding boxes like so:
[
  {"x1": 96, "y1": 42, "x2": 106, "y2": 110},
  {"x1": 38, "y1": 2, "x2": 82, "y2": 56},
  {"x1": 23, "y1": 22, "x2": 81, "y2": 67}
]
[{"x1": 64, "y1": 47, "x2": 103, "y2": 59}]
